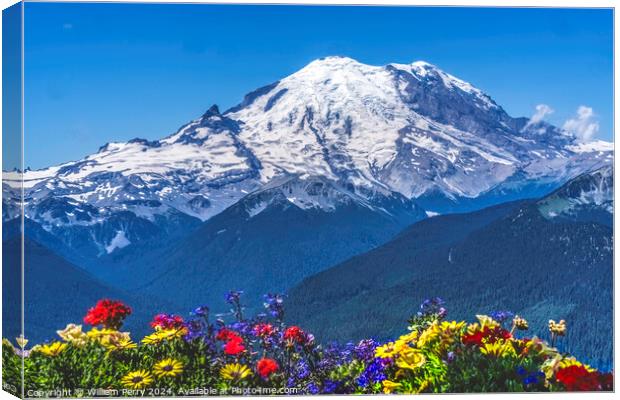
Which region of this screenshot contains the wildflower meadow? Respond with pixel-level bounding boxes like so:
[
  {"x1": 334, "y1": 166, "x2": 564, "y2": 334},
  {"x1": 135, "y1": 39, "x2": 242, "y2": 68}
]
[{"x1": 2, "y1": 292, "x2": 613, "y2": 396}]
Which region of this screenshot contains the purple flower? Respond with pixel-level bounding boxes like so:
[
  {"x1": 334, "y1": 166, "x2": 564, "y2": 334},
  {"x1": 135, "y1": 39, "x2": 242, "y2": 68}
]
[
  {"x1": 418, "y1": 297, "x2": 447, "y2": 319},
  {"x1": 263, "y1": 293, "x2": 285, "y2": 322},
  {"x1": 307, "y1": 383, "x2": 319, "y2": 394},
  {"x1": 225, "y1": 290, "x2": 243, "y2": 305},
  {"x1": 354, "y1": 339, "x2": 378, "y2": 361},
  {"x1": 322, "y1": 380, "x2": 339, "y2": 394},
  {"x1": 296, "y1": 360, "x2": 310, "y2": 379},
  {"x1": 286, "y1": 360, "x2": 311, "y2": 388},
  {"x1": 490, "y1": 310, "x2": 514, "y2": 324},
  {"x1": 225, "y1": 290, "x2": 244, "y2": 321},
  {"x1": 192, "y1": 305, "x2": 209, "y2": 318},
  {"x1": 261, "y1": 329, "x2": 282, "y2": 348},
  {"x1": 357, "y1": 374, "x2": 370, "y2": 388},
  {"x1": 358, "y1": 357, "x2": 390, "y2": 387},
  {"x1": 183, "y1": 318, "x2": 216, "y2": 351},
  {"x1": 522, "y1": 371, "x2": 545, "y2": 385},
  {"x1": 230, "y1": 321, "x2": 252, "y2": 336},
  {"x1": 319, "y1": 342, "x2": 352, "y2": 368},
  {"x1": 184, "y1": 319, "x2": 203, "y2": 340}
]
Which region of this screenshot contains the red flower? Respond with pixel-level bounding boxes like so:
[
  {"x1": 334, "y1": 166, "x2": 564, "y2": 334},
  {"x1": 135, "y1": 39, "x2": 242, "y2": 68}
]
[
  {"x1": 150, "y1": 314, "x2": 185, "y2": 330},
  {"x1": 83, "y1": 299, "x2": 131, "y2": 329},
  {"x1": 216, "y1": 328, "x2": 245, "y2": 355},
  {"x1": 223, "y1": 336, "x2": 245, "y2": 355},
  {"x1": 556, "y1": 366, "x2": 610, "y2": 391},
  {"x1": 600, "y1": 372, "x2": 614, "y2": 391},
  {"x1": 283, "y1": 326, "x2": 306, "y2": 344},
  {"x1": 462, "y1": 326, "x2": 511, "y2": 347},
  {"x1": 216, "y1": 328, "x2": 241, "y2": 342},
  {"x1": 497, "y1": 327, "x2": 512, "y2": 340},
  {"x1": 253, "y1": 323, "x2": 274, "y2": 337},
  {"x1": 462, "y1": 330, "x2": 485, "y2": 346},
  {"x1": 256, "y1": 358, "x2": 279, "y2": 378}
]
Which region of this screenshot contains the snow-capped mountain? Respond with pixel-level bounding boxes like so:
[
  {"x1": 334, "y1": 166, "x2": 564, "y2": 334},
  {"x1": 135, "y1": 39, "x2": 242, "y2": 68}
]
[
  {"x1": 3, "y1": 56, "x2": 612, "y2": 256},
  {"x1": 241, "y1": 174, "x2": 425, "y2": 221},
  {"x1": 226, "y1": 57, "x2": 611, "y2": 201}
]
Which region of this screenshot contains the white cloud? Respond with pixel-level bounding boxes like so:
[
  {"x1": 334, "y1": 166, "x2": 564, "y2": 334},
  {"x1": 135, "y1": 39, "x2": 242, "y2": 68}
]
[
  {"x1": 522, "y1": 104, "x2": 553, "y2": 131},
  {"x1": 562, "y1": 106, "x2": 599, "y2": 143}
]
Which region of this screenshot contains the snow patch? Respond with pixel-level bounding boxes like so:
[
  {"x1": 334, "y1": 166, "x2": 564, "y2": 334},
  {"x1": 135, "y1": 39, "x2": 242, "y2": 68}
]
[
  {"x1": 247, "y1": 201, "x2": 269, "y2": 217},
  {"x1": 105, "y1": 231, "x2": 131, "y2": 253},
  {"x1": 566, "y1": 140, "x2": 613, "y2": 153}
]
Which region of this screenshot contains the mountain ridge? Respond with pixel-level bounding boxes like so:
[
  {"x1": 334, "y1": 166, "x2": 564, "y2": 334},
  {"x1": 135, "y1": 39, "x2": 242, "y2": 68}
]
[
  {"x1": 3, "y1": 56, "x2": 612, "y2": 259},
  {"x1": 94, "y1": 174, "x2": 427, "y2": 314},
  {"x1": 286, "y1": 166, "x2": 614, "y2": 369}
]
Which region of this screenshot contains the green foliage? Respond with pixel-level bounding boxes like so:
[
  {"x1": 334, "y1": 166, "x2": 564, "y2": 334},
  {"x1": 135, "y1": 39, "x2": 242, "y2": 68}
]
[
  {"x1": 1, "y1": 293, "x2": 613, "y2": 396},
  {"x1": 287, "y1": 202, "x2": 613, "y2": 370}
]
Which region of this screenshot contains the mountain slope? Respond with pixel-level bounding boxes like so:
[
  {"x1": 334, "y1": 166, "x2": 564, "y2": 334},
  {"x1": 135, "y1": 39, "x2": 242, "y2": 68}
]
[
  {"x1": 3, "y1": 56, "x2": 612, "y2": 263},
  {"x1": 286, "y1": 168, "x2": 613, "y2": 369},
  {"x1": 537, "y1": 165, "x2": 613, "y2": 226},
  {"x1": 2, "y1": 237, "x2": 173, "y2": 343},
  {"x1": 101, "y1": 176, "x2": 426, "y2": 313}
]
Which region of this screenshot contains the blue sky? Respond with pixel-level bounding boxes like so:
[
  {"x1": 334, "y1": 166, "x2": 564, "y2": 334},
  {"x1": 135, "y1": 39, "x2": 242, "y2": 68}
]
[
  {"x1": 22, "y1": 3, "x2": 613, "y2": 169},
  {"x1": 3, "y1": 2, "x2": 21, "y2": 170}
]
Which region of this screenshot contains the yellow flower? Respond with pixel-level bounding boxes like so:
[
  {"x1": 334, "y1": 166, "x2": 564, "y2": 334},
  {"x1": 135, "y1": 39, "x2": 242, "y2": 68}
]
[
  {"x1": 375, "y1": 343, "x2": 394, "y2": 358},
  {"x1": 548, "y1": 320, "x2": 566, "y2": 336},
  {"x1": 541, "y1": 355, "x2": 594, "y2": 381},
  {"x1": 141, "y1": 328, "x2": 186, "y2": 345},
  {"x1": 87, "y1": 327, "x2": 118, "y2": 339},
  {"x1": 541, "y1": 354, "x2": 563, "y2": 379},
  {"x1": 87, "y1": 328, "x2": 131, "y2": 347},
  {"x1": 103, "y1": 337, "x2": 137, "y2": 352},
  {"x1": 3, "y1": 338, "x2": 15, "y2": 350},
  {"x1": 440, "y1": 321, "x2": 466, "y2": 331},
  {"x1": 417, "y1": 322, "x2": 441, "y2": 348},
  {"x1": 37, "y1": 342, "x2": 67, "y2": 356},
  {"x1": 159, "y1": 328, "x2": 187, "y2": 339},
  {"x1": 141, "y1": 332, "x2": 163, "y2": 345},
  {"x1": 512, "y1": 316, "x2": 529, "y2": 330},
  {"x1": 480, "y1": 341, "x2": 516, "y2": 358},
  {"x1": 382, "y1": 380, "x2": 402, "y2": 394},
  {"x1": 398, "y1": 331, "x2": 418, "y2": 344},
  {"x1": 120, "y1": 370, "x2": 153, "y2": 389},
  {"x1": 15, "y1": 335, "x2": 28, "y2": 349},
  {"x1": 435, "y1": 321, "x2": 466, "y2": 346},
  {"x1": 476, "y1": 315, "x2": 500, "y2": 329},
  {"x1": 396, "y1": 348, "x2": 426, "y2": 370},
  {"x1": 525, "y1": 337, "x2": 559, "y2": 359},
  {"x1": 375, "y1": 341, "x2": 408, "y2": 359},
  {"x1": 153, "y1": 358, "x2": 184, "y2": 378},
  {"x1": 390, "y1": 333, "x2": 417, "y2": 357},
  {"x1": 57, "y1": 324, "x2": 88, "y2": 347},
  {"x1": 558, "y1": 357, "x2": 594, "y2": 372},
  {"x1": 220, "y1": 363, "x2": 252, "y2": 381}
]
